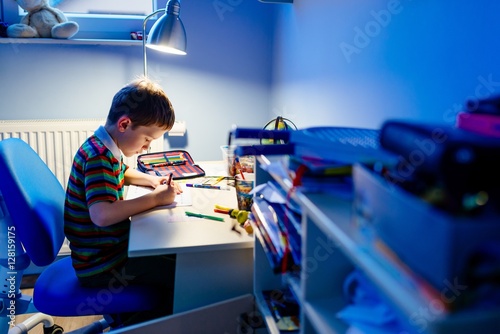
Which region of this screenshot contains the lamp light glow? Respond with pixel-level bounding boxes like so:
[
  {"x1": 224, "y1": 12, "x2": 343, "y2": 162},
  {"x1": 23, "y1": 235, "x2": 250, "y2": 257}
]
[
  {"x1": 142, "y1": 0, "x2": 187, "y2": 77},
  {"x1": 147, "y1": 44, "x2": 187, "y2": 55}
]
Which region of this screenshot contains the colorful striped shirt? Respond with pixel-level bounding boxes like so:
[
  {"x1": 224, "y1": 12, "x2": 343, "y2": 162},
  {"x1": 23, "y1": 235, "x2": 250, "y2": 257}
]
[{"x1": 64, "y1": 129, "x2": 130, "y2": 278}]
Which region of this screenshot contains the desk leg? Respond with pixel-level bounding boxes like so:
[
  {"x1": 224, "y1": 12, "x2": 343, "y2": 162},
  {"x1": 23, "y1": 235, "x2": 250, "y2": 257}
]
[{"x1": 173, "y1": 248, "x2": 253, "y2": 313}]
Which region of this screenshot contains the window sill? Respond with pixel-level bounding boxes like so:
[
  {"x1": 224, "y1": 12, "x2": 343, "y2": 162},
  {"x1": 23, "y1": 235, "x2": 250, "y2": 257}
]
[{"x1": 0, "y1": 37, "x2": 141, "y2": 46}]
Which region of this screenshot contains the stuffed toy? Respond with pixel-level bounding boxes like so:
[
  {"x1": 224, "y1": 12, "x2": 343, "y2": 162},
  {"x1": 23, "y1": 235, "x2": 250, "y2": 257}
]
[
  {"x1": 0, "y1": 21, "x2": 9, "y2": 38},
  {"x1": 7, "y1": 0, "x2": 79, "y2": 39}
]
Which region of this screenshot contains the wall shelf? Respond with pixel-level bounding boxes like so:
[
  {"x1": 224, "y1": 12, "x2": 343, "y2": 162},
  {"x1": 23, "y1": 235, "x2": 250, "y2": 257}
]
[{"x1": 0, "y1": 37, "x2": 140, "y2": 46}]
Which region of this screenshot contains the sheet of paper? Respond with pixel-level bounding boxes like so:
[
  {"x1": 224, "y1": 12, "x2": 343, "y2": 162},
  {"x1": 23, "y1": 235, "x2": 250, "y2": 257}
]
[
  {"x1": 158, "y1": 212, "x2": 190, "y2": 223},
  {"x1": 126, "y1": 184, "x2": 192, "y2": 208}
]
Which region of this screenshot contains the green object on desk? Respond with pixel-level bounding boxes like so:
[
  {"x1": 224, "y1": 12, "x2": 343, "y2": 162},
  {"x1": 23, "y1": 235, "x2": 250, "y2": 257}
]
[{"x1": 185, "y1": 211, "x2": 225, "y2": 222}]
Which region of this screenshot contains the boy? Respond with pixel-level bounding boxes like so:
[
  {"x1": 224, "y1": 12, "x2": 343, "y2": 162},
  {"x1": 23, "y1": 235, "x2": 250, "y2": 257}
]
[{"x1": 64, "y1": 77, "x2": 182, "y2": 327}]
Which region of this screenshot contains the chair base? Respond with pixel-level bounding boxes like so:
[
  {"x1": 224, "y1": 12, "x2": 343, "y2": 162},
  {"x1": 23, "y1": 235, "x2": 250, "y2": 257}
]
[{"x1": 7, "y1": 313, "x2": 60, "y2": 334}]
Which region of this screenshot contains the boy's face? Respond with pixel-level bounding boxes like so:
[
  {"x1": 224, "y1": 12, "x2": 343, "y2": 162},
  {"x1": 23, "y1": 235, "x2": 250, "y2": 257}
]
[{"x1": 116, "y1": 117, "x2": 166, "y2": 157}]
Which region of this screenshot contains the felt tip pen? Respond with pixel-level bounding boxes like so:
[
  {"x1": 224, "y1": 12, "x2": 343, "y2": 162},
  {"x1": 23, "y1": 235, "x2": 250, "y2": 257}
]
[
  {"x1": 185, "y1": 184, "x2": 230, "y2": 190},
  {"x1": 185, "y1": 211, "x2": 225, "y2": 222},
  {"x1": 212, "y1": 176, "x2": 226, "y2": 185}
]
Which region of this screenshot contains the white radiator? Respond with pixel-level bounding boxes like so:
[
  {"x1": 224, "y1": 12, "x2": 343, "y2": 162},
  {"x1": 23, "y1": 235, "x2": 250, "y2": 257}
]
[{"x1": 0, "y1": 118, "x2": 164, "y2": 187}]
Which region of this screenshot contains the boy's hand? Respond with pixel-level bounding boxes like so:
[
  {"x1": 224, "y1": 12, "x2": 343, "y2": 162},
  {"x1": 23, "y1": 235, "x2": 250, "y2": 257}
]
[
  {"x1": 150, "y1": 174, "x2": 183, "y2": 207},
  {"x1": 124, "y1": 169, "x2": 182, "y2": 195},
  {"x1": 156, "y1": 175, "x2": 183, "y2": 194},
  {"x1": 151, "y1": 183, "x2": 177, "y2": 206}
]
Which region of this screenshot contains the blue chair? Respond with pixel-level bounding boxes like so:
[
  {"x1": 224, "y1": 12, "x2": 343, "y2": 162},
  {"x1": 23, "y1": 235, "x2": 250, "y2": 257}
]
[{"x1": 0, "y1": 138, "x2": 163, "y2": 334}]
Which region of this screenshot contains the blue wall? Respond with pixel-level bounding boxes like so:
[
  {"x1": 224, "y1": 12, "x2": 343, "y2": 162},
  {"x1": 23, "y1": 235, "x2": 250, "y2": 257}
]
[
  {"x1": 3, "y1": 0, "x2": 500, "y2": 159},
  {"x1": 0, "y1": 1, "x2": 276, "y2": 161},
  {"x1": 272, "y1": 0, "x2": 500, "y2": 130}
]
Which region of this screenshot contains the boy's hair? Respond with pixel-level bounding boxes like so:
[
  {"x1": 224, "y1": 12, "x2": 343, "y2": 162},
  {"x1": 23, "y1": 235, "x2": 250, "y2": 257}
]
[{"x1": 107, "y1": 77, "x2": 175, "y2": 130}]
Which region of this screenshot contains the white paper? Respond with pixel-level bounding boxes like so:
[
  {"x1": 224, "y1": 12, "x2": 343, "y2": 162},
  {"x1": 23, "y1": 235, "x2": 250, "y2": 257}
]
[
  {"x1": 126, "y1": 184, "x2": 192, "y2": 208},
  {"x1": 260, "y1": 160, "x2": 290, "y2": 180},
  {"x1": 158, "y1": 212, "x2": 190, "y2": 223}
]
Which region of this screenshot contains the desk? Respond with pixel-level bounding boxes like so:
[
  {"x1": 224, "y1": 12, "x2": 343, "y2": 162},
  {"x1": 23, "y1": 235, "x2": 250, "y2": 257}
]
[{"x1": 127, "y1": 161, "x2": 254, "y2": 313}]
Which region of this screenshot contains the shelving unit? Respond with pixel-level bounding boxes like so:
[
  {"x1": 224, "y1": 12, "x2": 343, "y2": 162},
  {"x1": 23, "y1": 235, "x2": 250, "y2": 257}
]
[{"x1": 250, "y1": 154, "x2": 500, "y2": 334}]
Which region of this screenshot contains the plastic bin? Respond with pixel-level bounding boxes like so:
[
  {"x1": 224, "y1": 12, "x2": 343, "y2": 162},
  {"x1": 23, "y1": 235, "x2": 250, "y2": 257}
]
[{"x1": 352, "y1": 164, "x2": 500, "y2": 292}]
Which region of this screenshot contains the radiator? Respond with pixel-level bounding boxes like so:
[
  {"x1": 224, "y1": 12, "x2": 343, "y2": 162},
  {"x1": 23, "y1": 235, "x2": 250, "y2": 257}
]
[{"x1": 0, "y1": 119, "x2": 164, "y2": 187}]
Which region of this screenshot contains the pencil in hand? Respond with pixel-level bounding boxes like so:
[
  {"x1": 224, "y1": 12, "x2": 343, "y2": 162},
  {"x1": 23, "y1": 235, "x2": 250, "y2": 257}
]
[{"x1": 162, "y1": 173, "x2": 173, "y2": 185}]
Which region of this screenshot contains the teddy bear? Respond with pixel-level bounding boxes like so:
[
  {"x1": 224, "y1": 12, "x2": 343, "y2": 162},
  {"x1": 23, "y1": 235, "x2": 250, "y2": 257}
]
[
  {"x1": 0, "y1": 21, "x2": 9, "y2": 38},
  {"x1": 7, "y1": 0, "x2": 79, "y2": 39}
]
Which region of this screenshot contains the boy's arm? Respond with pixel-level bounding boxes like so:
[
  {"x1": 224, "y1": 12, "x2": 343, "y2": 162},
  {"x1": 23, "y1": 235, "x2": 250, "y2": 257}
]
[
  {"x1": 124, "y1": 167, "x2": 183, "y2": 193},
  {"x1": 89, "y1": 184, "x2": 176, "y2": 227},
  {"x1": 124, "y1": 167, "x2": 163, "y2": 187}
]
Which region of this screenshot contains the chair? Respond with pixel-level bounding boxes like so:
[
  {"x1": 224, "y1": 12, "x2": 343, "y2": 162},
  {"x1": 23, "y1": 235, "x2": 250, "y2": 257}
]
[{"x1": 0, "y1": 138, "x2": 163, "y2": 334}]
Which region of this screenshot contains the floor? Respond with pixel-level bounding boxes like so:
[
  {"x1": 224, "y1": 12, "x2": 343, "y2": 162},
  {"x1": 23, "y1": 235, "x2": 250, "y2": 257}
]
[{"x1": 10, "y1": 286, "x2": 104, "y2": 334}]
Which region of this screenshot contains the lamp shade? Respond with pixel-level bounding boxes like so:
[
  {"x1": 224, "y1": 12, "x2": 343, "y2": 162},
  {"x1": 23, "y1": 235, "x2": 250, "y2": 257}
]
[{"x1": 147, "y1": 1, "x2": 187, "y2": 55}]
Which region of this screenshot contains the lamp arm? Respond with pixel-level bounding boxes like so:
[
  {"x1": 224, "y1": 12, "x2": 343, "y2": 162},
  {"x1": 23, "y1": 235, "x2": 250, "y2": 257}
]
[{"x1": 143, "y1": 9, "x2": 165, "y2": 77}]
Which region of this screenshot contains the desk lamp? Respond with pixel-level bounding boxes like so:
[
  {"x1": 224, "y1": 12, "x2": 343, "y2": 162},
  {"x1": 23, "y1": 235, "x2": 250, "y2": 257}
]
[{"x1": 143, "y1": 0, "x2": 187, "y2": 77}]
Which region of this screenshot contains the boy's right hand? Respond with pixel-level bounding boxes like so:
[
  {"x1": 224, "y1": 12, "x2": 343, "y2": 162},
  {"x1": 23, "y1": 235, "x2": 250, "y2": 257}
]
[{"x1": 151, "y1": 183, "x2": 177, "y2": 206}]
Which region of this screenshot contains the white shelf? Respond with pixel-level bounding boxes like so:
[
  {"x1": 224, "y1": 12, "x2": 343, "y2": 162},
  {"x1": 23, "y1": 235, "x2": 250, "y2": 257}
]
[
  {"x1": 0, "y1": 37, "x2": 140, "y2": 46},
  {"x1": 303, "y1": 299, "x2": 348, "y2": 334},
  {"x1": 254, "y1": 290, "x2": 282, "y2": 334},
  {"x1": 251, "y1": 155, "x2": 500, "y2": 334}
]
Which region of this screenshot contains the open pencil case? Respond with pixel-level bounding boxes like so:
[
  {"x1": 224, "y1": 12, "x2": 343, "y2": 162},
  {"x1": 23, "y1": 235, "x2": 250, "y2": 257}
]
[{"x1": 137, "y1": 150, "x2": 205, "y2": 180}]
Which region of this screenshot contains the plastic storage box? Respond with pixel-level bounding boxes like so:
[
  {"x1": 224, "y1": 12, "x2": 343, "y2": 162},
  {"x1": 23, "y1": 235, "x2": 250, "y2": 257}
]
[{"x1": 352, "y1": 163, "x2": 500, "y2": 293}]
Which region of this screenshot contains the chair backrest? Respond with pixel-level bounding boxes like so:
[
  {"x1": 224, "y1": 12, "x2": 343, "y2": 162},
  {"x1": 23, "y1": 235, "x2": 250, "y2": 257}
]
[{"x1": 0, "y1": 138, "x2": 66, "y2": 267}]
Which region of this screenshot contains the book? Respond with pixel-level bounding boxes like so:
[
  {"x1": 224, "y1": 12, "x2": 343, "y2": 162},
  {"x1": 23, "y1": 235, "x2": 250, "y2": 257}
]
[
  {"x1": 252, "y1": 197, "x2": 286, "y2": 258},
  {"x1": 267, "y1": 201, "x2": 302, "y2": 266},
  {"x1": 252, "y1": 196, "x2": 300, "y2": 273},
  {"x1": 252, "y1": 217, "x2": 282, "y2": 270},
  {"x1": 262, "y1": 288, "x2": 300, "y2": 332}
]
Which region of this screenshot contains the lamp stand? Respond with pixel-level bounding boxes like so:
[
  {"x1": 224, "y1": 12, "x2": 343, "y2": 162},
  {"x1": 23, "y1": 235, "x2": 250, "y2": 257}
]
[{"x1": 143, "y1": 9, "x2": 164, "y2": 77}]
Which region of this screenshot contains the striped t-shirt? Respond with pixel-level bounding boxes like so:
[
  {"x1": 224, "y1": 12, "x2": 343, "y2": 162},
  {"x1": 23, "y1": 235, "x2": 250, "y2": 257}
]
[{"x1": 64, "y1": 132, "x2": 130, "y2": 278}]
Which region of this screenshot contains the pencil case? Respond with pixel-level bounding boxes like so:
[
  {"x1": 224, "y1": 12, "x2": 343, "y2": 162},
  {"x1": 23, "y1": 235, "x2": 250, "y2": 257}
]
[{"x1": 137, "y1": 150, "x2": 205, "y2": 180}]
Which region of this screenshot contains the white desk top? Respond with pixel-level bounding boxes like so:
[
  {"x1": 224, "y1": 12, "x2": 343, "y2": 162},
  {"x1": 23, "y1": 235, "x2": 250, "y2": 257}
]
[{"x1": 128, "y1": 161, "x2": 254, "y2": 257}]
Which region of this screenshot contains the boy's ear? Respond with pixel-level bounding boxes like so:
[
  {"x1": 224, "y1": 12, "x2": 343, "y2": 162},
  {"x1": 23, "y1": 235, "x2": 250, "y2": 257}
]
[{"x1": 117, "y1": 116, "x2": 132, "y2": 132}]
